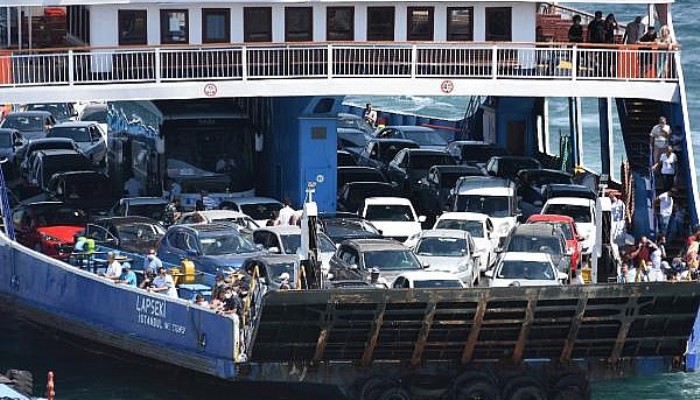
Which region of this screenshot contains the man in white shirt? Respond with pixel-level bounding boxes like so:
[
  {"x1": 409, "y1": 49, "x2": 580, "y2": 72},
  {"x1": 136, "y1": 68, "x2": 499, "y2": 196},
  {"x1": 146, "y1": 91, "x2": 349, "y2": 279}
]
[
  {"x1": 277, "y1": 198, "x2": 295, "y2": 226},
  {"x1": 101, "y1": 252, "x2": 123, "y2": 280},
  {"x1": 650, "y1": 116, "x2": 671, "y2": 163},
  {"x1": 609, "y1": 192, "x2": 626, "y2": 241},
  {"x1": 150, "y1": 267, "x2": 179, "y2": 298},
  {"x1": 655, "y1": 146, "x2": 677, "y2": 192},
  {"x1": 123, "y1": 176, "x2": 142, "y2": 198},
  {"x1": 657, "y1": 191, "x2": 674, "y2": 236}
]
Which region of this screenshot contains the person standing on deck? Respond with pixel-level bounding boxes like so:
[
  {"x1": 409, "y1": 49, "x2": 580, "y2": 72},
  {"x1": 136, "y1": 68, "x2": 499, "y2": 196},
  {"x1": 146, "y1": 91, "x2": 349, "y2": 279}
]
[
  {"x1": 650, "y1": 116, "x2": 671, "y2": 164},
  {"x1": 657, "y1": 191, "x2": 674, "y2": 236},
  {"x1": 568, "y1": 15, "x2": 584, "y2": 43},
  {"x1": 276, "y1": 198, "x2": 295, "y2": 226},
  {"x1": 363, "y1": 103, "x2": 378, "y2": 128},
  {"x1": 623, "y1": 16, "x2": 645, "y2": 44},
  {"x1": 143, "y1": 248, "x2": 163, "y2": 272},
  {"x1": 609, "y1": 192, "x2": 626, "y2": 242},
  {"x1": 150, "y1": 267, "x2": 178, "y2": 298},
  {"x1": 654, "y1": 146, "x2": 677, "y2": 193}
]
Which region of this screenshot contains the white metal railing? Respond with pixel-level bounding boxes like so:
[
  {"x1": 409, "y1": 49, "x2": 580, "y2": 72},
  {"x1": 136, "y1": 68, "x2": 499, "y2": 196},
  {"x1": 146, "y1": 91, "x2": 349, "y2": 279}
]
[{"x1": 0, "y1": 43, "x2": 679, "y2": 87}]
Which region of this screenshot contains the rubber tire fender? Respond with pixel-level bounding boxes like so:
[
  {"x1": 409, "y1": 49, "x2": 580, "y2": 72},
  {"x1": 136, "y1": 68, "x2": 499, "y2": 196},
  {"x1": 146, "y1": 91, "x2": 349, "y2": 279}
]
[
  {"x1": 503, "y1": 376, "x2": 545, "y2": 400},
  {"x1": 550, "y1": 389, "x2": 585, "y2": 400},
  {"x1": 454, "y1": 380, "x2": 502, "y2": 400},
  {"x1": 377, "y1": 386, "x2": 412, "y2": 400}
]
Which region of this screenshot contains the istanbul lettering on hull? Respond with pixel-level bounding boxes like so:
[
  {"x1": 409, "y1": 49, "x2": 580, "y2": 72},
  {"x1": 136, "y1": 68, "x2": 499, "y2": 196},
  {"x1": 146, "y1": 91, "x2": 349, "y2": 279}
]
[{"x1": 136, "y1": 295, "x2": 187, "y2": 335}]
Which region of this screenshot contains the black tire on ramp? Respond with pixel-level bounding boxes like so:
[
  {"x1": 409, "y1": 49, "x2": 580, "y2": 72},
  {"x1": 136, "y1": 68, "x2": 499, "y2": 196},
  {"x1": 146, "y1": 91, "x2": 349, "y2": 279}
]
[
  {"x1": 454, "y1": 381, "x2": 501, "y2": 400},
  {"x1": 506, "y1": 385, "x2": 546, "y2": 400},
  {"x1": 551, "y1": 389, "x2": 585, "y2": 400},
  {"x1": 377, "y1": 386, "x2": 411, "y2": 400}
]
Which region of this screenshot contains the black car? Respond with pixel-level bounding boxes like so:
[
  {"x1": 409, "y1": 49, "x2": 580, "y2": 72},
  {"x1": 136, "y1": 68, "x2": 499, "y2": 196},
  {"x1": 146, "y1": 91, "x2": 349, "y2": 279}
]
[
  {"x1": 317, "y1": 212, "x2": 383, "y2": 243},
  {"x1": 337, "y1": 150, "x2": 357, "y2": 167},
  {"x1": 46, "y1": 170, "x2": 117, "y2": 216},
  {"x1": 29, "y1": 149, "x2": 93, "y2": 190},
  {"x1": 544, "y1": 184, "x2": 597, "y2": 201},
  {"x1": 84, "y1": 216, "x2": 166, "y2": 255},
  {"x1": 385, "y1": 148, "x2": 456, "y2": 196},
  {"x1": 0, "y1": 111, "x2": 56, "y2": 141},
  {"x1": 23, "y1": 103, "x2": 76, "y2": 123},
  {"x1": 356, "y1": 138, "x2": 420, "y2": 172},
  {"x1": 484, "y1": 156, "x2": 541, "y2": 181},
  {"x1": 337, "y1": 166, "x2": 388, "y2": 195},
  {"x1": 241, "y1": 254, "x2": 300, "y2": 290},
  {"x1": 16, "y1": 137, "x2": 81, "y2": 177},
  {"x1": 516, "y1": 169, "x2": 574, "y2": 205},
  {"x1": 337, "y1": 182, "x2": 398, "y2": 213},
  {"x1": 413, "y1": 164, "x2": 485, "y2": 214},
  {"x1": 446, "y1": 140, "x2": 510, "y2": 165},
  {"x1": 328, "y1": 239, "x2": 424, "y2": 283}
]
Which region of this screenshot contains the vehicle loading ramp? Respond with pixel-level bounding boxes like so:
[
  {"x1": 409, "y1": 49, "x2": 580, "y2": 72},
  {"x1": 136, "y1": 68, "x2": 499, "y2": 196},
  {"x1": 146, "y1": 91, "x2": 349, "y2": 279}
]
[{"x1": 249, "y1": 284, "x2": 700, "y2": 365}]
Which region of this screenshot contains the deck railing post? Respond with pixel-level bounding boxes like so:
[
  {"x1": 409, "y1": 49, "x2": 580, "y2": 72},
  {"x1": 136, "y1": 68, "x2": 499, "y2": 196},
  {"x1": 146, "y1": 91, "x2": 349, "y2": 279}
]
[
  {"x1": 67, "y1": 50, "x2": 74, "y2": 86},
  {"x1": 411, "y1": 44, "x2": 417, "y2": 79},
  {"x1": 572, "y1": 46, "x2": 578, "y2": 81},
  {"x1": 492, "y1": 45, "x2": 498, "y2": 79},
  {"x1": 154, "y1": 48, "x2": 161, "y2": 83},
  {"x1": 327, "y1": 44, "x2": 333, "y2": 79},
  {"x1": 242, "y1": 46, "x2": 248, "y2": 81}
]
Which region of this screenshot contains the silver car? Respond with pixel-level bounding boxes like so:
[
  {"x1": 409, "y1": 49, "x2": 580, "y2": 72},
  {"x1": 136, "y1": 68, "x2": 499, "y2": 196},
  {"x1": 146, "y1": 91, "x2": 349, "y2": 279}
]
[{"x1": 413, "y1": 229, "x2": 478, "y2": 287}]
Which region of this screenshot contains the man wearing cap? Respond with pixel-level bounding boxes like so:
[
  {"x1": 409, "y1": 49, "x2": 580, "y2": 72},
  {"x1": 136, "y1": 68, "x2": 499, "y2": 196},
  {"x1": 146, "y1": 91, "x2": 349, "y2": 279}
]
[
  {"x1": 143, "y1": 249, "x2": 163, "y2": 271},
  {"x1": 116, "y1": 263, "x2": 137, "y2": 286},
  {"x1": 101, "y1": 252, "x2": 123, "y2": 280}
]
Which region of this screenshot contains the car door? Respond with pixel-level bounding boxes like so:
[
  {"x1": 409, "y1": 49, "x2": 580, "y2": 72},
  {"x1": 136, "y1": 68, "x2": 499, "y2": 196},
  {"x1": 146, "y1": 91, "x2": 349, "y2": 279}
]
[{"x1": 89, "y1": 125, "x2": 106, "y2": 162}]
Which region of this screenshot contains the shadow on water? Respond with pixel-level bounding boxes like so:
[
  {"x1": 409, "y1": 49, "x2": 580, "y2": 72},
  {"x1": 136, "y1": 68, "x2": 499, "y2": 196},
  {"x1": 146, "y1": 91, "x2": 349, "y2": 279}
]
[{"x1": 0, "y1": 307, "x2": 342, "y2": 400}]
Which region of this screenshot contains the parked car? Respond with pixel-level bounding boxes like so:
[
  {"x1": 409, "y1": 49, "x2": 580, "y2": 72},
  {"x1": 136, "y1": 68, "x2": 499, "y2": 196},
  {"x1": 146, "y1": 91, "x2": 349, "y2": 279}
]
[
  {"x1": 413, "y1": 165, "x2": 484, "y2": 214},
  {"x1": 46, "y1": 121, "x2": 107, "y2": 165},
  {"x1": 252, "y1": 225, "x2": 337, "y2": 273},
  {"x1": 337, "y1": 150, "x2": 358, "y2": 167},
  {"x1": 385, "y1": 148, "x2": 455, "y2": 196},
  {"x1": 241, "y1": 254, "x2": 301, "y2": 290},
  {"x1": 28, "y1": 149, "x2": 93, "y2": 190},
  {"x1": 317, "y1": 213, "x2": 382, "y2": 243},
  {"x1": 110, "y1": 197, "x2": 170, "y2": 224},
  {"x1": 338, "y1": 112, "x2": 375, "y2": 136},
  {"x1": 484, "y1": 156, "x2": 541, "y2": 181},
  {"x1": 328, "y1": 238, "x2": 425, "y2": 284},
  {"x1": 446, "y1": 140, "x2": 509, "y2": 166},
  {"x1": 12, "y1": 201, "x2": 88, "y2": 260},
  {"x1": 361, "y1": 197, "x2": 425, "y2": 242},
  {"x1": 337, "y1": 166, "x2": 388, "y2": 195},
  {"x1": 23, "y1": 103, "x2": 76, "y2": 123},
  {"x1": 516, "y1": 169, "x2": 574, "y2": 205},
  {"x1": 412, "y1": 229, "x2": 479, "y2": 286},
  {"x1": 526, "y1": 214, "x2": 583, "y2": 273},
  {"x1": 0, "y1": 111, "x2": 56, "y2": 140},
  {"x1": 337, "y1": 181, "x2": 398, "y2": 213},
  {"x1": 356, "y1": 138, "x2": 420, "y2": 172},
  {"x1": 541, "y1": 197, "x2": 596, "y2": 258},
  {"x1": 432, "y1": 212, "x2": 498, "y2": 272},
  {"x1": 16, "y1": 137, "x2": 81, "y2": 177},
  {"x1": 543, "y1": 183, "x2": 597, "y2": 202},
  {"x1": 450, "y1": 176, "x2": 519, "y2": 240},
  {"x1": 157, "y1": 223, "x2": 263, "y2": 282},
  {"x1": 45, "y1": 170, "x2": 116, "y2": 216},
  {"x1": 84, "y1": 216, "x2": 166, "y2": 255},
  {"x1": 177, "y1": 210, "x2": 260, "y2": 232},
  {"x1": 500, "y1": 224, "x2": 570, "y2": 274},
  {"x1": 337, "y1": 113, "x2": 374, "y2": 153},
  {"x1": 77, "y1": 103, "x2": 108, "y2": 134},
  {"x1": 217, "y1": 196, "x2": 283, "y2": 227},
  {"x1": 375, "y1": 126, "x2": 451, "y2": 150},
  {"x1": 0, "y1": 128, "x2": 26, "y2": 176},
  {"x1": 391, "y1": 271, "x2": 465, "y2": 289},
  {"x1": 486, "y1": 252, "x2": 568, "y2": 287}
]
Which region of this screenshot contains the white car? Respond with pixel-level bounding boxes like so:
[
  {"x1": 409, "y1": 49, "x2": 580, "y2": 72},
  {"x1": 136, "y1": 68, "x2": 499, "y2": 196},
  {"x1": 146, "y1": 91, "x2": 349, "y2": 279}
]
[
  {"x1": 177, "y1": 209, "x2": 260, "y2": 231},
  {"x1": 486, "y1": 252, "x2": 568, "y2": 288},
  {"x1": 361, "y1": 197, "x2": 425, "y2": 242},
  {"x1": 432, "y1": 212, "x2": 498, "y2": 272},
  {"x1": 392, "y1": 271, "x2": 465, "y2": 289},
  {"x1": 412, "y1": 229, "x2": 479, "y2": 287},
  {"x1": 252, "y1": 225, "x2": 337, "y2": 274},
  {"x1": 218, "y1": 196, "x2": 283, "y2": 226},
  {"x1": 541, "y1": 197, "x2": 596, "y2": 255}
]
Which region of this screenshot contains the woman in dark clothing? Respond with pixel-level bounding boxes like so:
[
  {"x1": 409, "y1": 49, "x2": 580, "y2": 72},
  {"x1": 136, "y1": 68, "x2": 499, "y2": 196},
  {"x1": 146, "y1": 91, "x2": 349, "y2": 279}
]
[
  {"x1": 568, "y1": 15, "x2": 583, "y2": 43},
  {"x1": 604, "y1": 14, "x2": 618, "y2": 43}
]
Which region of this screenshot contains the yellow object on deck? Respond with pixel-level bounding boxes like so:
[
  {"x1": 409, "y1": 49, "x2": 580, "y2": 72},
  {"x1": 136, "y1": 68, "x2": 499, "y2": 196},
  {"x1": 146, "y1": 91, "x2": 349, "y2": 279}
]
[
  {"x1": 179, "y1": 260, "x2": 196, "y2": 284},
  {"x1": 581, "y1": 267, "x2": 592, "y2": 283}
]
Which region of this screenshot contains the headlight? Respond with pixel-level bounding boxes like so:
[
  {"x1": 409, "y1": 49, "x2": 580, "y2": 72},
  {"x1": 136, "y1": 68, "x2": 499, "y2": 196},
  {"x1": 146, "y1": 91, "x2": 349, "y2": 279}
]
[{"x1": 41, "y1": 233, "x2": 61, "y2": 242}]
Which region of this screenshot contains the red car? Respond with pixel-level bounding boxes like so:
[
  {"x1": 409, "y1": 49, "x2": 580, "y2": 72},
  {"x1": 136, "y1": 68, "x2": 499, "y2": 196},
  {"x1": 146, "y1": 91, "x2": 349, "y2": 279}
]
[
  {"x1": 526, "y1": 214, "x2": 582, "y2": 272},
  {"x1": 12, "y1": 201, "x2": 88, "y2": 260}
]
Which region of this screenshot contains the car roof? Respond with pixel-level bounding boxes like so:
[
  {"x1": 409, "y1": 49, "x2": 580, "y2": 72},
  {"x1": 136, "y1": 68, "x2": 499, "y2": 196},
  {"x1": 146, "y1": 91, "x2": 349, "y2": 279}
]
[
  {"x1": 456, "y1": 176, "x2": 513, "y2": 190},
  {"x1": 230, "y1": 196, "x2": 282, "y2": 205},
  {"x1": 52, "y1": 121, "x2": 97, "y2": 128},
  {"x1": 438, "y1": 212, "x2": 489, "y2": 222},
  {"x1": 246, "y1": 253, "x2": 299, "y2": 264},
  {"x1": 364, "y1": 197, "x2": 413, "y2": 206},
  {"x1": 185, "y1": 210, "x2": 250, "y2": 219},
  {"x1": 176, "y1": 223, "x2": 237, "y2": 234},
  {"x1": 338, "y1": 113, "x2": 363, "y2": 120},
  {"x1": 93, "y1": 216, "x2": 162, "y2": 226},
  {"x1": 343, "y1": 238, "x2": 408, "y2": 251},
  {"x1": 419, "y1": 229, "x2": 470, "y2": 239},
  {"x1": 256, "y1": 225, "x2": 301, "y2": 234},
  {"x1": 0, "y1": 128, "x2": 19, "y2": 134},
  {"x1": 53, "y1": 170, "x2": 107, "y2": 179},
  {"x1": 429, "y1": 165, "x2": 483, "y2": 174},
  {"x1": 120, "y1": 197, "x2": 169, "y2": 205},
  {"x1": 368, "y1": 138, "x2": 420, "y2": 145},
  {"x1": 37, "y1": 149, "x2": 82, "y2": 156},
  {"x1": 402, "y1": 148, "x2": 450, "y2": 155},
  {"x1": 511, "y1": 224, "x2": 565, "y2": 238},
  {"x1": 26, "y1": 138, "x2": 75, "y2": 146},
  {"x1": 527, "y1": 214, "x2": 575, "y2": 224},
  {"x1": 398, "y1": 271, "x2": 463, "y2": 281},
  {"x1": 6, "y1": 111, "x2": 53, "y2": 117},
  {"x1": 544, "y1": 197, "x2": 595, "y2": 206},
  {"x1": 518, "y1": 168, "x2": 571, "y2": 177},
  {"x1": 501, "y1": 252, "x2": 553, "y2": 262},
  {"x1": 344, "y1": 182, "x2": 394, "y2": 189}
]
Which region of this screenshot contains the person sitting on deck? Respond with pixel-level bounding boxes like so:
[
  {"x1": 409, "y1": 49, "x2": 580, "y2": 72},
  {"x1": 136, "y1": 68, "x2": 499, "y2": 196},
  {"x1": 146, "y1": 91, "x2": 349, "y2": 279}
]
[
  {"x1": 139, "y1": 268, "x2": 156, "y2": 290},
  {"x1": 149, "y1": 267, "x2": 178, "y2": 298},
  {"x1": 194, "y1": 294, "x2": 210, "y2": 308},
  {"x1": 116, "y1": 263, "x2": 137, "y2": 287},
  {"x1": 101, "y1": 252, "x2": 123, "y2": 280},
  {"x1": 217, "y1": 287, "x2": 242, "y2": 319}
]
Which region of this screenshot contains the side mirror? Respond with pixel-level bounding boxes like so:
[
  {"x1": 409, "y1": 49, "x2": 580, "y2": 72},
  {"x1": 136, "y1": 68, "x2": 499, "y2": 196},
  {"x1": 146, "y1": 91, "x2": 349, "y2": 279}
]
[
  {"x1": 422, "y1": 262, "x2": 430, "y2": 269},
  {"x1": 485, "y1": 270, "x2": 494, "y2": 278},
  {"x1": 267, "y1": 246, "x2": 281, "y2": 254},
  {"x1": 349, "y1": 263, "x2": 359, "y2": 270},
  {"x1": 255, "y1": 244, "x2": 265, "y2": 251},
  {"x1": 558, "y1": 272, "x2": 569, "y2": 281},
  {"x1": 418, "y1": 215, "x2": 427, "y2": 223}
]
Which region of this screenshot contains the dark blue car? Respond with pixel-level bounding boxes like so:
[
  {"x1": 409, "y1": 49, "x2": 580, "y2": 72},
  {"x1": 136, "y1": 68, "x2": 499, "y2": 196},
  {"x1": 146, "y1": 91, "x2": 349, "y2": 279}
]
[{"x1": 157, "y1": 224, "x2": 263, "y2": 284}]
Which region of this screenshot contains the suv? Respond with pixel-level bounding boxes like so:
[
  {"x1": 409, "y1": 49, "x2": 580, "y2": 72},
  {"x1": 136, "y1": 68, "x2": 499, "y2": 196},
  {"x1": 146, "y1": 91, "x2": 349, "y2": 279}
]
[
  {"x1": 17, "y1": 138, "x2": 81, "y2": 178},
  {"x1": 47, "y1": 121, "x2": 107, "y2": 165},
  {"x1": 361, "y1": 197, "x2": 425, "y2": 242},
  {"x1": 217, "y1": 196, "x2": 283, "y2": 226},
  {"x1": 446, "y1": 140, "x2": 509, "y2": 166},
  {"x1": 0, "y1": 111, "x2": 56, "y2": 140},
  {"x1": 46, "y1": 170, "x2": 116, "y2": 215},
  {"x1": 28, "y1": 149, "x2": 93, "y2": 190},
  {"x1": 84, "y1": 216, "x2": 166, "y2": 255},
  {"x1": 252, "y1": 225, "x2": 337, "y2": 273},
  {"x1": 500, "y1": 224, "x2": 570, "y2": 274},
  {"x1": 12, "y1": 201, "x2": 88, "y2": 260},
  {"x1": 541, "y1": 197, "x2": 596, "y2": 257},
  {"x1": 414, "y1": 165, "x2": 484, "y2": 214},
  {"x1": 451, "y1": 176, "x2": 519, "y2": 240},
  {"x1": 375, "y1": 126, "x2": 451, "y2": 150},
  {"x1": 385, "y1": 148, "x2": 455, "y2": 196},
  {"x1": 356, "y1": 138, "x2": 420, "y2": 171},
  {"x1": 526, "y1": 214, "x2": 582, "y2": 272},
  {"x1": 110, "y1": 197, "x2": 170, "y2": 224},
  {"x1": 486, "y1": 252, "x2": 567, "y2": 287},
  {"x1": 328, "y1": 238, "x2": 424, "y2": 284},
  {"x1": 337, "y1": 182, "x2": 398, "y2": 213},
  {"x1": 484, "y1": 156, "x2": 541, "y2": 181}
]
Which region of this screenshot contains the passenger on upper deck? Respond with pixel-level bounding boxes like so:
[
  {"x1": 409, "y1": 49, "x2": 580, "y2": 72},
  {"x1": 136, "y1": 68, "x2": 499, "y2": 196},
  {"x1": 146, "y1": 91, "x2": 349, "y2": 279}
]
[
  {"x1": 654, "y1": 146, "x2": 677, "y2": 193},
  {"x1": 587, "y1": 11, "x2": 606, "y2": 44},
  {"x1": 568, "y1": 15, "x2": 583, "y2": 43},
  {"x1": 149, "y1": 267, "x2": 178, "y2": 298},
  {"x1": 623, "y1": 16, "x2": 645, "y2": 44},
  {"x1": 603, "y1": 14, "x2": 618, "y2": 44}
]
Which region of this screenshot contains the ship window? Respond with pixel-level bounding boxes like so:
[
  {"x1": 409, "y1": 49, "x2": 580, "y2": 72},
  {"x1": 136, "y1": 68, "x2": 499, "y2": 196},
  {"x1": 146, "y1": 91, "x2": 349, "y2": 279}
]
[
  {"x1": 407, "y1": 7, "x2": 433, "y2": 41},
  {"x1": 244, "y1": 7, "x2": 272, "y2": 42},
  {"x1": 118, "y1": 10, "x2": 147, "y2": 45},
  {"x1": 485, "y1": 7, "x2": 512, "y2": 41},
  {"x1": 327, "y1": 7, "x2": 354, "y2": 41},
  {"x1": 285, "y1": 7, "x2": 313, "y2": 42},
  {"x1": 447, "y1": 7, "x2": 474, "y2": 41},
  {"x1": 367, "y1": 7, "x2": 395, "y2": 41},
  {"x1": 202, "y1": 9, "x2": 230, "y2": 43},
  {"x1": 160, "y1": 9, "x2": 189, "y2": 44}
]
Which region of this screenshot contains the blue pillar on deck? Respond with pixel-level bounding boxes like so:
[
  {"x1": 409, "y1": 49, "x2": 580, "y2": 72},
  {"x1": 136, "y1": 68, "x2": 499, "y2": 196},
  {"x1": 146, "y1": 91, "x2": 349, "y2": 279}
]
[
  {"x1": 567, "y1": 97, "x2": 581, "y2": 168},
  {"x1": 598, "y1": 98, "x2": 613, "y2": 177}
]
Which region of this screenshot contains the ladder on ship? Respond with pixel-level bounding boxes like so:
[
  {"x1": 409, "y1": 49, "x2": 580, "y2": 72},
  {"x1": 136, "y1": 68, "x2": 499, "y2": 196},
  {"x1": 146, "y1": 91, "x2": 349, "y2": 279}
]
[{"x1": 0, "y1": 159, "x2": 15, "y2": 240}]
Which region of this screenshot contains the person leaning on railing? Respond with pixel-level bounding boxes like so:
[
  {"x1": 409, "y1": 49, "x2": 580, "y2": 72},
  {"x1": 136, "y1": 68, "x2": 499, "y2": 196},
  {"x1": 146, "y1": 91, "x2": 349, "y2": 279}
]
[{"x1": 656, "y1": 25, "x2": 675, "y2": 79}]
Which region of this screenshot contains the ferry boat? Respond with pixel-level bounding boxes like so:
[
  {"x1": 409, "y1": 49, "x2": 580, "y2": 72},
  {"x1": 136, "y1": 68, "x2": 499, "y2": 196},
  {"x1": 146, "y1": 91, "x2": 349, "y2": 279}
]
[{"x1": 1, "y1": 0, "x2": 700, "y2": 399}]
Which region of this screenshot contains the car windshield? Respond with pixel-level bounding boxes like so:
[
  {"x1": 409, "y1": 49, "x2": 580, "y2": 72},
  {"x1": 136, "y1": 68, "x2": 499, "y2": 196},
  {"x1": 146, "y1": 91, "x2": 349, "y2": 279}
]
[
  {"x1": 81, "y1": 109, "x2": 107, "y2": 123},
  {"x1": 25, "y1": 104, "x2": 70, "y2": 120},
  {"x1": 434, "y1": 219, "x2": 484, "y2": 238},
  {"x1": 199, "y1": 232, "x2": 256, "y2": 255},
  {"x1": 116, "y1": 223, "x2": 165, "y2": 241},
  {"x1": 416, "y1": 237, "x2": 467, "y2": 257},
  {"x1": 543, "y1": 204, "x2": 592, "y2": 223},
  {"x1": 461, "y1": 146, "x2": 507, "y2": 163},
  {"x1": 129, "y1": 204, "x2": 167, "y2": 221},
  {"x1": 506, "y1": 235, "x2": 563, "y2": 254},
  {"x1": 267, "y1": 261, "x2": 298, "y2": 287},
  {"x1": 403, "y1": 130, "x2": 448, "y2": 146},
  {"x1": 324, "y1": 219, "x2": 380, "y2": 238},
  {"x1": 363, "y1": 250, "x2": 422, "y2": 271},
  {"x1": 364, "y1": 205, "x2": 415, "y2": 222},
  {"x1": 48, "y1": 127, "x2": 90, "y2": 142},
  {"x1": 2, "y1": 115, "x2": 44, "y2": 132},
  {"x1": 498, "y1": 260, "x2": 555, "y2": 280},
  {"x1": 0, "y1": 133, "x2": 11, "y2": 147},
  {"x1": 32, "y1": 207, "x2": 87, "y2": 227},
  {"x1": 319, "y1": 234, "x2": 337, "y2": 253},
  {"x1": 524, "y1": 172, "x2": 572, "y2": 186},
  {"x1": 338, "y1": 117, "x2": 374, "y2": 134},
  {"x1": 61, "y1": 177, "x2": 110, "y2": 199},
  {"x1": 240, "y1": 203, "x2": 282, "y2": 221},
  {"x1": 414, "y1": 280, "x2": 463, "y2": 288},
  {"x1": 456, "y1": 195, "x2": 510, "y2": 218},
  {"x1": 531, "y1": 222, "x2": 574, "y2": 240},
  {"x1": 412, "y1": 155, "x2": 455, "y2": 169},
  {"x1": 280, "y1": 234, "x2": 302, "y2": 254}
]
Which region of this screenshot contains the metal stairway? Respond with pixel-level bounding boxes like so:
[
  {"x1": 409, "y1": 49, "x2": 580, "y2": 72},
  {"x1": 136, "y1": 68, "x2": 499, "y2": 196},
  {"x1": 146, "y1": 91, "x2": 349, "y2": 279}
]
[{"x1": 616, "y1": 98, "x2": 661, "y2": 175}]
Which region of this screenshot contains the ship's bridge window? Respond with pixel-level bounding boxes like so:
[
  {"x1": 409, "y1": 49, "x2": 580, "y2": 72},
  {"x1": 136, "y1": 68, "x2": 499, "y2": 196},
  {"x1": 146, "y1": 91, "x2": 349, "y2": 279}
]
[
  {"x1": 244, "y1": 7, "x2": 272, "y2": 42},
  {"x1": 160, "y1": 9, "x2": 189, "y2": 44},
  {"x1": 485, "y1": 7, "x2": 512, "y2": 41},
  {"x1": 118, "y1": 10, "x2": 147, "y2": 45},
  {"x1": 202, "y1": 9, "x2": 230, "y2": 43},
  {"x1": 285, "y1": 7, "x2": 313, "y2": 42},
  {"x1": 407, "y1": 7, "x2": 433, "y2": 41},
  {"x1": 327, "y1": 7, "x2": 354, "y2": 41},
  {"x1": 447, "y1": 7, "x2": 474, "y2": 41},
  {"x1": 367, "y1": 7, "x2": 395, "y2": 41}
]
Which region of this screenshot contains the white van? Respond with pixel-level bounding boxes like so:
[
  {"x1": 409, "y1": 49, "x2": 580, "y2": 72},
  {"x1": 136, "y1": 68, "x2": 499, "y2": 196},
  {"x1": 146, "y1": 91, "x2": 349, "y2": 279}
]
[{"x1": 450, "y1": 176, "x2": 518, "y2": 239}]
